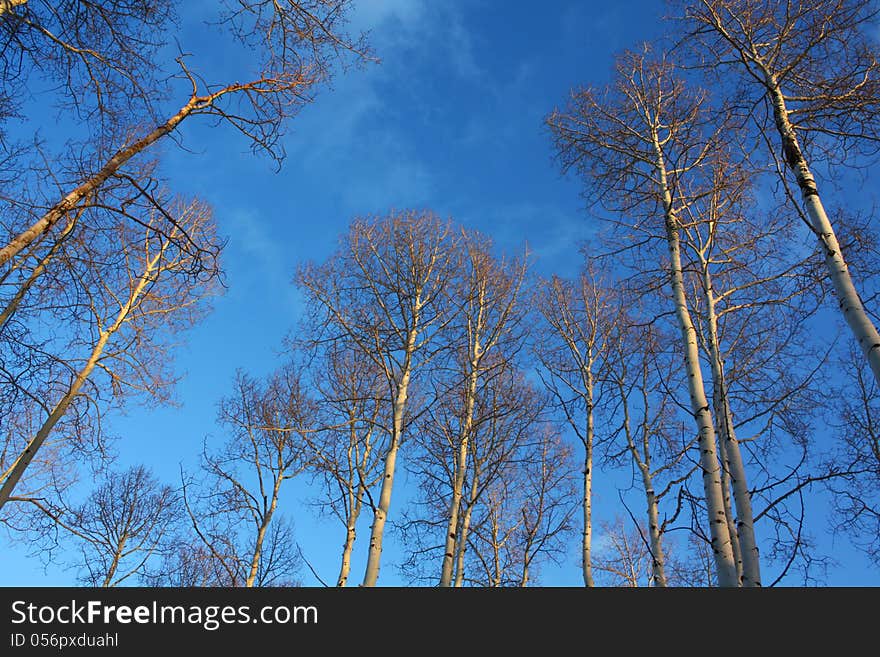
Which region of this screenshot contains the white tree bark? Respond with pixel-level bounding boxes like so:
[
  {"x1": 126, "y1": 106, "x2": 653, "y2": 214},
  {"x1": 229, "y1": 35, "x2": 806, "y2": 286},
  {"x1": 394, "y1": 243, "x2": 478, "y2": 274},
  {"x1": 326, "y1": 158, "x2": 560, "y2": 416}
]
[
  {"x1": 0, "y1": 246, "x2": 166, "y2": 509},
  {"x1": 452, "y1": 461, "x2": 481, "y2": 587},
  {"x1": 361, "y1": 420, "x2": 401, "y2": 586},
  {"x1": 245, "y1": 475, "x2": 282, "y2": 588},
  {"x1": 716, "y1": 425, "x2": 744, "y2": 583},
  {"x1": 764, "y1": 71, "x2": 880, "y2": 386},
  {"x1": 361, "y1": 332, "x2": 415, "y2": 587},
  {"x1": 439, "y1": 362, "x2": 479, "y2": 587},
  {"x1": 653, "y1": 138, "x2": 739, "y2": 587},
  {"x1": 643, "y1": 480, "x2": 667, "y2": 587},
  {"x1": 582, "y1": 367, "x2": 595, "y2": 588},
  {"x1": 337, "y1": 519, "x2": 357, "y2": 587},
  {"x1": 702, "y1": 267, "x2": 761, "y2": 586}
]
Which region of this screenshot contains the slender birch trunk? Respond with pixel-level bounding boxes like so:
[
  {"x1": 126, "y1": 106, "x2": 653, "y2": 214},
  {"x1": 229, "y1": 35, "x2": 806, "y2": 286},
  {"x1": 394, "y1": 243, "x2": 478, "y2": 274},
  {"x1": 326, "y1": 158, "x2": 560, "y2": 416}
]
[
  {"x1": 0, "y1": 212, "x2": 78, "y2": 331},
  {"x1": 245, "y1": 476, "x2": 282, "y2": 587},
  {"x1": 637, "y1": 422, "x2": 668, "y2": 586},
  {"x1": 701, "y1": 265, "x2": 761, "y2": 586},
  {"x1": 703, "y1": 282, "x2": 761, "y2": 586},
  {"x1": 0, "y1": 246, "x2": 165, "y2": 509},
  {"x1": 337, "y1": 512, "x2": 358, "y2": 587},
  {"x1": 440, "y1": 362, "x2": 480, "y2": 587},
  {"x1": 618, "y1": 365, "x2": 669, "y2": 587},
  {"x1": 582, "y1": 361, "x2": 595, "y2": 587},
  {"x1": 0, "y1": 81, "x2": 258, "y2": 268},
  {"x1": 763, "y1": 72, "x2": 880, "y2": 386},
  {"x1": 362, "y1": 330, "x2": 416, "y2": 587},
  {"x1": 360, "y1": 418, "x2": 402, "y2": 586},
  {"x1": 716, "y1": 426, "x2": 743, "y2": 582},
  {"x1": 452, "y1": 460, "x2": 480, "y2": 587},
  {"x1": 652, "y1": 137, "x2": 738, "y2": 587},
  {"x1": 536, "y1": 277, "x2": 598, "y2": 587},
  {"x1": 643, "y1": 478, "x2": 667, "y2": 587}
]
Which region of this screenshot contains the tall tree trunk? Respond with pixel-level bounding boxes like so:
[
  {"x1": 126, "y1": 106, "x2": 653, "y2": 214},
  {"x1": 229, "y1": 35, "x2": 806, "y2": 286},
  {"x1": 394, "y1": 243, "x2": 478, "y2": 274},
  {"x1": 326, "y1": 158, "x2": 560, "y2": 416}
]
[
  {"x1": 453, "y1": 460, "x2": 481, "y2": 587},
  {"x1": 361, "y1": 436, "x2": 400, "y2": 586},
  {"x1": 245, "y1": 477, "x2": 282, "y2": 588},
  {"x1": 0, "y1": 247, "x2": 165, "y2": 509},
  {"x1": 362, "y1": 329, "x2": 416, "y2": 587},
  {"x1": 582, "y1": 363, "x2": 595, "y2": 587},
  {"x1": 652, "y1": 137, "x2": 738, "y2": 587},
  {"x1": 0, "y1": 80, "x2": 255, "y2": 268},
  {"x1": 702, "y1": 265, "x2": 761, "y2": 586},
  {"x1": 337, "y1": 519, "x2": 357, "y2": 587},
  {"x1": 643, "y1": 478, "x2": 667, "y2": 587},
  {"x1": 337, "y1": 487, "x2": 363, "y2": 587},
  {"x1": 440, "y1": 363, "x2": 479, "y2": 587},
  {"x1": 765, "y1": 71, "x2": 880, "y2": 386}
]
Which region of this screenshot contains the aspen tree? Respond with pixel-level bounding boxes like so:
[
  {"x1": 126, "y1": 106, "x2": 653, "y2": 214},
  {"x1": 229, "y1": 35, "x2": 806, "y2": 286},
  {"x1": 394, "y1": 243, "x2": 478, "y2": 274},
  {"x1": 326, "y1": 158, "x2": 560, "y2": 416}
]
[
  {"x1": 547, "y1": 50, "x2": 740, "y2": 585},
  {"x1": 684, "y1": 0, "x2": 880, "y2": 385},
  {"x1": 0, "y1": 199, "x2": 219, "y2": 510},
  {"x1": 0, "y1": 1, "x2": 369, "y2": 267},
  {"x1": 534, "y1": 269, "x2": 613, "y2": 587},
  {"x1": 297, "y1": 210, "x2": 458, "y2": 586},
  {"x1": 184, "y1": 368, "x2": 312, "y2": 587},
  {"x1": 31, "y1": 466, "x2": 178, "y2": 587},
  {"x1": 436, "y1": 234, "x2": 528, "y2": 587}
]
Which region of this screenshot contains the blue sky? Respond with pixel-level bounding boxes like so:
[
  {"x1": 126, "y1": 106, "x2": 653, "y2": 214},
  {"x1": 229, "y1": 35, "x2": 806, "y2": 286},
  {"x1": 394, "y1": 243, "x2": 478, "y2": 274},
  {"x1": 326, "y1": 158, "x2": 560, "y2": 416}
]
[{"x1": 5, "y1": 0, "x2": 878, "y2": 586}]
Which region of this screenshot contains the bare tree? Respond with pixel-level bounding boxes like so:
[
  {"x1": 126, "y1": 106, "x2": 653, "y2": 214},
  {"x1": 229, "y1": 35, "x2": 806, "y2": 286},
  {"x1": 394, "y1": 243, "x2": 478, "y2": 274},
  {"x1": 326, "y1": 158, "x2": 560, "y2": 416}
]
[
  {"x1": 33, "y1": 466, "x2": 178, "y2": 587},
  {"x1": 0, "y1": 1, "x2": 370, "y2": 268},
  {"x1": 434, "y1": 233, "x2": 528, "y2": 587},
  {"x1": 398, "y1": 362, "x2": 544, "y2": 587},
  {"x1": 547, "y1": 49, "x2": 740, "y2": 585},
  {"x1": 296, "y1": 210, "x2": 459, "y2": 586},
  {"x1": 534, "y1": 268, "x2": 614, "y2": 587},
  {"x1": 303, "y1": 342, "x2": 387, "y2": 587},
  {"x1": 184, "y1": 367, "x2": 312, "y2": 587},
  {"x1": 0, "y1": 198, "x2": 219, "y2": 510},
  {"x1": 682, "y1": 0, "x2": 880, "y2": 385}
]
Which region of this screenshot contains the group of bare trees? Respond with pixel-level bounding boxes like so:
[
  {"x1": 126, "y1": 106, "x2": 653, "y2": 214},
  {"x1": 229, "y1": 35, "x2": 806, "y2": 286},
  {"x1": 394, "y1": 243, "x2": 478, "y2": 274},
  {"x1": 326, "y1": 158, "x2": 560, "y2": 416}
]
[
  {"x1": 544, "y1": 0, "x2": 880, "y2": 586},
  {"x1": 3, "y1": 0, "x2": 880, "y2": 587},
  {"x1": 0, "y1": 1, "x2": 368, "y2": 583}
]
